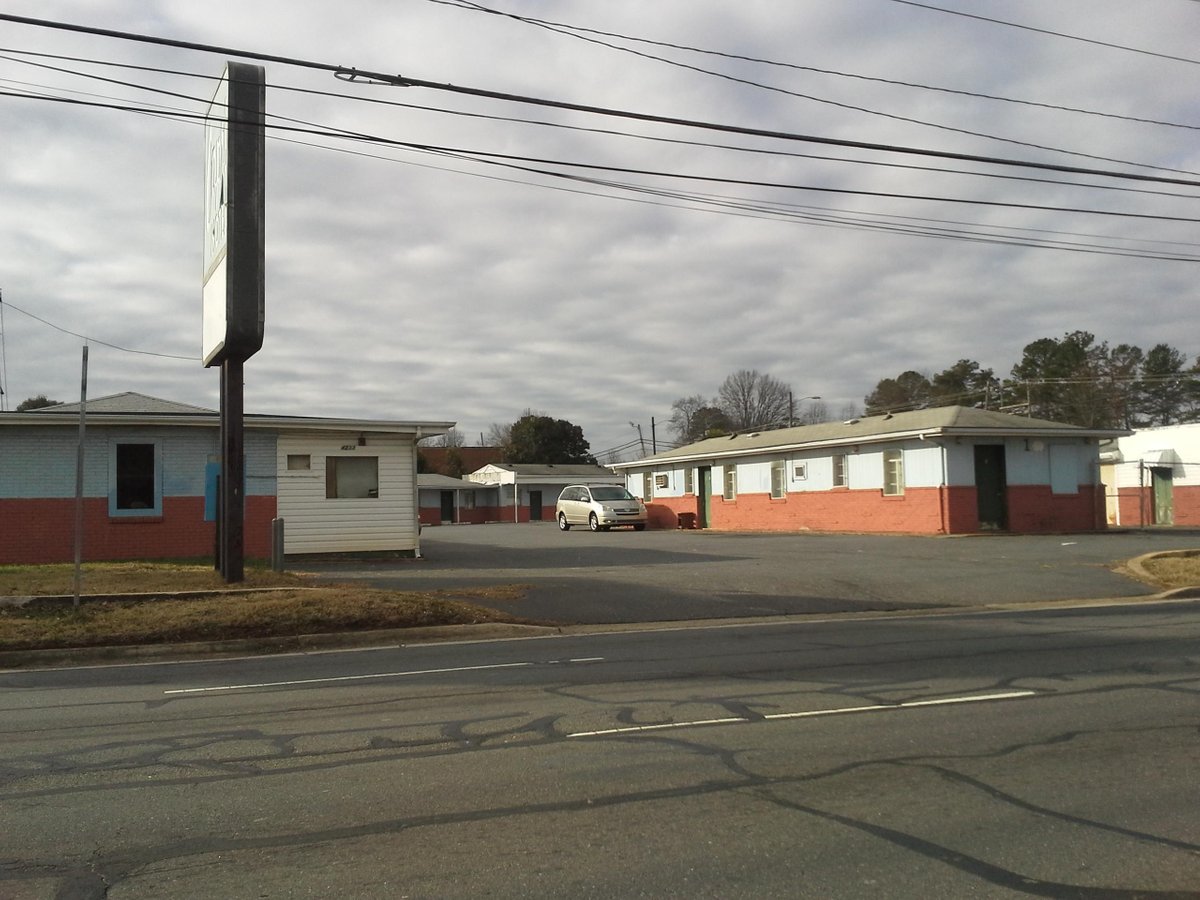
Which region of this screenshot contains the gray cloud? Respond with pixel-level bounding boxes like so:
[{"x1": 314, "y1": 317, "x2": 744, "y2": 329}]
[{"x1": 1, "y1": 0, "x2": 1197, "y2": 456}]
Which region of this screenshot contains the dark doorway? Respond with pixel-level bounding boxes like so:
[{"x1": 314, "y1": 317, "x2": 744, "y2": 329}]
[
  {"x1": 440, "y1": 491, "x2": 455, "y2": 524},
  {"x1": 1151, "y1": 467, "x2": 1174, "y2": 525},
  {"x1": 529, "y1": 490, "x2": 543, "y2": 521},
  {"x1": 697, "y1": 467, "x2": 712, "y2": 529},
  {"x1": 974, "y1": 445, "x2": 1008, "y2": 531}
]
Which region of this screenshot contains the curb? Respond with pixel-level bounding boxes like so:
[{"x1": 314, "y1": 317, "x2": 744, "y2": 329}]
[
  {"x1": 4, "y1": 592, "x2": 1200, "y2": 671},
  {"x1": 1120, "y1": 548, "x2": 1200, "y2": 592},
  {"x1": 3, "y1": 551, "x2": 1199, "y2": 671},
  {"x1": 0, "y1": 622, "x2": 560, "y2": 670}
]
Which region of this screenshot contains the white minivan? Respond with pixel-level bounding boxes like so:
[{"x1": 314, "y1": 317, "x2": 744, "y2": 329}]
[{"x1": 556, "y1": 484, "x2": 647, "y2": 532}]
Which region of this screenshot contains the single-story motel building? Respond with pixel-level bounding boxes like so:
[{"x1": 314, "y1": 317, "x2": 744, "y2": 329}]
[
  {"x1": 0, "y1": 393, "x2": 452, "y2": 565},
  {"x1": 1102, "y1": 422, "x2": 1200, "y2": 527},
  {"x1": 5, "y1": 393, "x2": 1172, "y2": 564},
  {"x1": 419, "y1": 464, "x2": 620, "y2": 526},
  {"x1": 612, "y1": 406, "x2": 1128, "y2": 535}
]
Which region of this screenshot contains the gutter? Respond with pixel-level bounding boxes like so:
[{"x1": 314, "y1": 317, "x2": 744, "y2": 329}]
[
  {"x1": 614, "y1": 424, "x2": 1128, "y2": 470},
  {"x1": 3, "y1": 411, "x2": 456, "y2": 436}
]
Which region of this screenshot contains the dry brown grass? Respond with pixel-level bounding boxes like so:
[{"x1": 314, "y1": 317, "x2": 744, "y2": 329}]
[
  {"x1": 0, "y1": 560, "x2": 309, "y2": 596},
  {"x1": 1137, "y1": 553, "x2": 1200, "y2": 590},
  {"x1": 0, "y1": 562, "x2": 534, "y2": 651}
]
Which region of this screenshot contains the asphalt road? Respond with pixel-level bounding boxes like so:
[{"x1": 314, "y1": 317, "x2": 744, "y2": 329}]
[
  {"x1": 305, "y1": 524, "x2": 1200, "y2": 623},
  {"x1": 1, "y1": 601, "x2": 1197, "y2": 898}
]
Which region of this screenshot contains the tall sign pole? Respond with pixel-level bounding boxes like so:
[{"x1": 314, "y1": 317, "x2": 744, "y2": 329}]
[{"x1": 203, "y1": 62, "x2": 265, "y2": 583}]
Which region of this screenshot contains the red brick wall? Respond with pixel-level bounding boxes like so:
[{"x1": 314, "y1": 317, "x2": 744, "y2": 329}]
[
  {"x1": 419, "y1": 508, "x2": 493, "y2": 526},
  {"x1": 644, "y1": 484, "x2": 1104, "y2": 535},
  {"x1": 1006, "y1": 485, "x2": 1104, "y2": 533},
  {"x1": 0, "y1": 496, "x2": 276, "y2": 565},
  {"x1": 1117, "y1": 488, "x2": 1153, "y2": 527},
  {"x1": 1115, "y1": 485, "x2": 1200, "y2": 526},
  {"x1": 647, "y1": 488, "x2": 950, "y2": 534},
  {"x1": 1175, "y1": 485, "x2": 1200, "y2": 526}
]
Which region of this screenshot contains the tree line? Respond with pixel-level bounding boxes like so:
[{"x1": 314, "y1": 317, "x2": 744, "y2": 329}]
[
  {"x1": 664, "y1": 333, "x2": 1198, "y2": 451},
  {"x1": 420, "y1": 411, "x2": 597, "y2": 472},
  {"x1": 864, "y1": 331, "x2": 1200, "y2": 428}
]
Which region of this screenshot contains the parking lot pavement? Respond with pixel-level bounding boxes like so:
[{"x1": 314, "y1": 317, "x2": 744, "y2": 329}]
[{"x1": 302, "y1": 524, "x2": 1200, "y2": 625}]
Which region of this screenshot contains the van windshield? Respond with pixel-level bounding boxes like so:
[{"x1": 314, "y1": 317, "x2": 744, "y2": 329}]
[{"x1": 590, "y1": 486, "x2": 635, "y2": 501}]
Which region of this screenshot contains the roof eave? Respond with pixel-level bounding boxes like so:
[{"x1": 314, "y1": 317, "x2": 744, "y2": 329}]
[
  {"x1": 613, "y1": 424, "x2": 1129, "y2": 468},
  {"x1": 1, "y1": 411, "x2": 455, "y2": 436}
]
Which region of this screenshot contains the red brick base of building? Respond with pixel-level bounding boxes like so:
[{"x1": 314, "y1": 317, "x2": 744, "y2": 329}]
[
  {"x1": 1114, "y1": 485, "x2": 1200, "y2": 527},
  {"x1": 645, "y1": 484, "x2": 1106, "y2": 535},
  {"x1": 0, "y1": 496, "x2": 277, "y2": 565}
]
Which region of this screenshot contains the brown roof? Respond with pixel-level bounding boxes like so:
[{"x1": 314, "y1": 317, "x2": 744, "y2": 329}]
[{"x1": 613, "y1": 405, "x2": 1130, "y2": 469}]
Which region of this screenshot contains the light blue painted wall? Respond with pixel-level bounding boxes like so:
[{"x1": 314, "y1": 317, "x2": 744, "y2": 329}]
[{"x1": 1, "y1": 426, "x2": 277, "y2": 499}]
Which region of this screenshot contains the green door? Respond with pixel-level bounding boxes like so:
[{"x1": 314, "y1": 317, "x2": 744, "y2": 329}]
[
  {"x1": 698, "y1": 466, "x2": 712, "y2": 529},
  {"x1": 974, "y1": 445, "x2": 1008, "y2": 531},
  {"x1": 1152, "y1": 467, "x2": 1174, "y2": 525}
]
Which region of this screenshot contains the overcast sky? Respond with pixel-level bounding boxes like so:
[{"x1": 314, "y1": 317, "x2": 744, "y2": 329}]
[{"x1": 1, "y1": 1, "x2": 1197, "y2": 460}]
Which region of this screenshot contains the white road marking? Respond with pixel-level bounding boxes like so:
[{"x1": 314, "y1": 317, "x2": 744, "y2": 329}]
[
  {"x1": 765, "y1": 690, "x2": 1036, "y2": 719},
  {"x1": 567, "y1": 718, "x2": 749, "y2": 738},
  {"x1": 566, "y1": 690, "x2": 1037, "y2": 738},
  {"x1": 163, "y1": 662, "x2": 533, "y2": 695}
]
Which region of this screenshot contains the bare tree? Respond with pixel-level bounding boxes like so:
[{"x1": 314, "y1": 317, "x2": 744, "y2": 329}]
[
  {"x1": 668, "y1": 394, "x2": 708, "y2": 443},
  {"x1": 486, "y1": 421, "x2": 512, "y2": 448},
  {"x1": 442, "y1": 427, "x2": 467, "y2": 448},
  {"x1": 717, "y1": 369, "x2": 792, "y2": 431},
  {"x1": 799, "y1": 398, "x2": 829, "y2": 425}
]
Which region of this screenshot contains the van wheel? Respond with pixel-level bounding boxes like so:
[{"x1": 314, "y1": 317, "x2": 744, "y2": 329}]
[
  {"x1": 589, "y1": 513, "x2": 601, "y2": 532},
  {"x1": 558, "y1": 513, "x2": 571, "y2": 531},
  {"x1": 633, "y1": 524, "x2": 646, "y2": 531}
]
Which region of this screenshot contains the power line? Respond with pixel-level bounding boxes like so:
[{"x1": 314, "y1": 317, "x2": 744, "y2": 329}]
[
  {"x1": 0, "y1": 297, "x2": 198, "y2": 361},
  {"x1": 425, "y1": 0, "x2": 1200, "y2": 175},
  {"x1": 4, "y1": 84, "x2": 1195, "y2": 262},
  {"x1": 884, "y1": 0, "x2": 1200, "y2": 66},
  {"x1": 3, "y1": 18, "x2": 1198, "y2": 263},
  {"x1": 3, "y1": 12, "x2": 1200, "y2": 189},
  {"x1": 425, "y1": 0, "x2": 1200, "y2": 134},
  {"x1": 0, "y1": 289, "x2": 9, "y2": 411},
  {"x1": 8, "y1": 84, "x2": 1197, "y2": 234},
  {"x1": 8, "y1": 46, "x2": 1200, "y2": 209}
]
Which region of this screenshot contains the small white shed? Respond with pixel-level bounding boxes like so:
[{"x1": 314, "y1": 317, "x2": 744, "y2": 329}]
[{"x1": 466, "y1": 463, "x2": 623, "y2": 523}]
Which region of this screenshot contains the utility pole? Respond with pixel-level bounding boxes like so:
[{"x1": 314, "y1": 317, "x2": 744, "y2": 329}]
[
  {"x1": 72, "y1": 344, "x2": 88, "y2": 607},
  {"x1": 630, "y1": 421, "x2": 645, "y2": 456}
]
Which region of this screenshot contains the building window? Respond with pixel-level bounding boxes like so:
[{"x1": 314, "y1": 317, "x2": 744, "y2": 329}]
[
  {"x1": 110, "y1": 441, "x2": 161, "y2": 516},
  {"x1": 723, "y1": 466, "x2": 737, "y2": 500},
  {"x1": 771, "y1": 460, "x2": 787, "y2": 499},
  {"x1": 326, "y1": 456, "x2": 379, "y2": 499},
  {"x1": 832, "y1": 454, "x2": 847, "y2": 488},
  {"x1": 684, "y1": 467, "x2": 694, "y2": 494},
  {"x1": 643, "y1": 471, "x2": 654, "y2": 500},
  {"x1": 1049, "y1": 445, "x2": 1079, "y2": 495},
  {"x1": 286, "y1": 454, "x2": 311, "y2": 471},
  {"x1": 883, "y1": 449, "x2": 904, "y2": 496},
  {"x1": 655, "y1": 473, "x2": 669, "y2": 490}
]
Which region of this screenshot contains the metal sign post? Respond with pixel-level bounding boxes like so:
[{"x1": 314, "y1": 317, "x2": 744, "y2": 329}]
[{"x1": 203, "y1": 62, "x2": 265, "y2": 583}]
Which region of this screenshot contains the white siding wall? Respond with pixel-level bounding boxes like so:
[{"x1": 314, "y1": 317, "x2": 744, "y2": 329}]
[
  {"x1": 625, "y1": 437, "x2": 1105, "y2": 507},
  {"x1": 277, "y1": 432, "x2": 417, "y2": 554},
  {"x1": 627, "y1": 442, "x2": 949, "y2": 497},
  {"x1": 1113, "y1": 425, "x2": 1200, "y2": 487}
]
